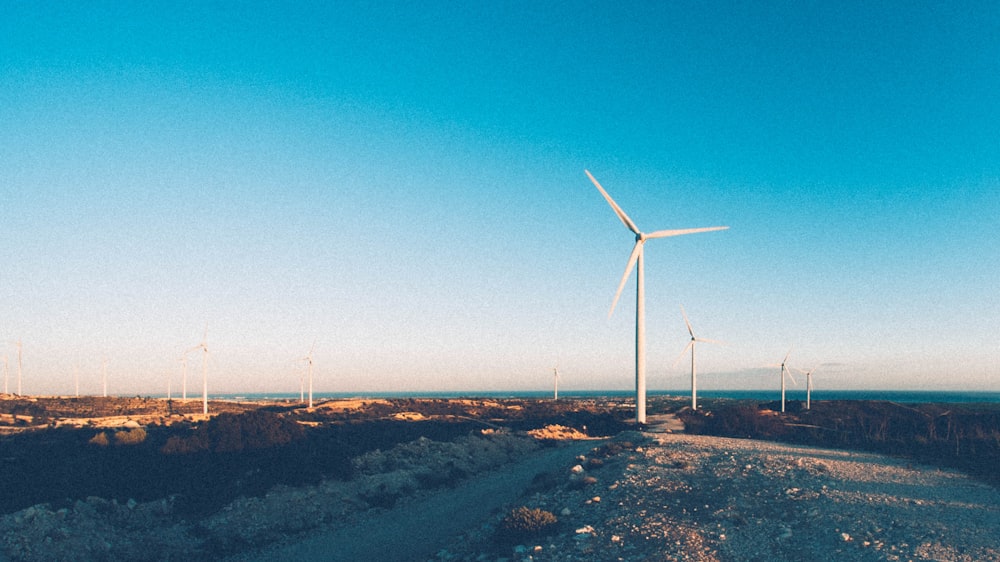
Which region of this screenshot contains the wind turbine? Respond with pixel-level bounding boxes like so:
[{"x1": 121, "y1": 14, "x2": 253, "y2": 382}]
[
  {"x1": 300, "y1": 339, "x2": 316, "y2": 408},
  {"x1": 796, "y1": 367, "x2": 817, "y2": 410},
  {"x1": 101, "y1": 357, "x2": 109, "y2": 397},
  {"x1": 552, "y1": 366, "x2": 559, "y2": 400},
  {"x1": 15, "y1": 340, "x2": 22, "y2": 396},
  {"x1": 186, "y1": 327, "x2": 209, "y2": 415},
  {"x1": 587, "y1": 170, "x2": 729, "y2": 424},
  {"x1": 74, "y1": 361, "x2": 80, "y2": 397},
  {"x1": 767, "y1": 349, "x2": 796, "y2": 413},
  {"x1": 179, "y1": 355, "x2": 188, "y2": 401},
  {"x1": 671, "y1": 305, "x2": 724, "y2": 411}
]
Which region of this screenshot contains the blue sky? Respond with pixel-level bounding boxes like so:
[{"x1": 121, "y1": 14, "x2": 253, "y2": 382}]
[{"x1": 2, "y1": 2, "x2": 998, "y2": 396}]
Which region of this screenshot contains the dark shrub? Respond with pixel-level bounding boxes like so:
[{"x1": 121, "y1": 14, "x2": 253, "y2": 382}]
[{"x1": 497, "y1": 506, "x2": 558, "y2": 543}]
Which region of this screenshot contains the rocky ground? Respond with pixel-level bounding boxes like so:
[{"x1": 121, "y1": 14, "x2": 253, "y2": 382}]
[{"x1": 429, "y1": 429, "x2": 1000, "y2": 562}]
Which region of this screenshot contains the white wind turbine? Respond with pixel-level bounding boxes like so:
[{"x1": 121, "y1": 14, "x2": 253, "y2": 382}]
[
  {"x1": 796, "y1": 366, "x2": 817, "y2": 410},
  {"x1": 186, "y1": 327, "x2": 210, "y2": 415},
  {"x1": 767, "y1": 349, "x2": 796, "y2": 413},
  {"x1": 552, "y1": 366, "x2": 559, "y2": 401},
  {"x1": 179, "y1": 355, "x2": 189, "y2": 401},
  {"x1": 587, "y1": 170, "x2": 728, "y2": 424},
  {"x1": 15, "y1": 340, "x2": 23, "y2": 396},
  {"x1": 300, "y1": 340, "x2": 316, "y2": 409},
  {"x1": 101, "y1": 357, "x2": 109, "y2": 397},
  {"x1": 671, "y1": 305, "x2": 724, "y2": 411}
]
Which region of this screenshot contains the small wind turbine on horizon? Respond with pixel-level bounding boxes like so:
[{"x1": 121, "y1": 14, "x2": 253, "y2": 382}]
[
  {"x1": 186, "y1": 327, "x2": 210, "y2": 415},
  {"x1": 796, "y1": 366, "x2": 817, "y2": 410},
  {"x1": 299, "y1": 340, "x2": 316, "y2": 409},
  {"x1": 671, "y1": 305, "x2": 724, "y2": 411},
  {"x1": 101, "y1": 357, "x2": 109, "y2": 397},
  {"x1": 179, "y1": 355, "x2": 189, "y2": 401},
  {"x1": 767, "y1": 348, "x2": 796, "y2": 413},
  {"x1": 15, "y1": 340, "x2": 23, "y2": 396},
  {"x1": 552, "y1": 366, "x2": 559, "y2": 400},
  {"x1": 587, "y1": 170, "x2": 729, "y2": 424}
]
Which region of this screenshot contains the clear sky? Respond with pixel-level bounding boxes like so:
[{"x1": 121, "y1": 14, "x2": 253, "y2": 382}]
[{"x1": 2, "y1": 1, "x2": 998, "y2": 396}]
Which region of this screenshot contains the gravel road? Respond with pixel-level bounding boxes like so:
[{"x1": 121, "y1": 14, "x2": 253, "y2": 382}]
[
  {"x1": 229, "y1": 440, "x2": 601, "y2": 562},
  {"x1": 431, "y1": 431, "x2": 1000, "y2": 561}
]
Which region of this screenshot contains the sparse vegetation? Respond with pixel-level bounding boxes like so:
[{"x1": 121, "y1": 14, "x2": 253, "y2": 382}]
[
  {"x1": 161, "y1": 410, "x2": 304, "y2": 454},
  {"x1": 497, "y1": 506, "x2": 558, "y2": 543},
  {"x1": 113, "y1": 427, "x2": 147, "y2": 445},
  {"x1": 88, "y1": 431, "x2": 110, "y2": 447},
  {"x1": 679, "y1": 400, "x2": 1000, "y2": 485},
  {"x1": 0, "y1": 396, "x2": 630, "y2": 518}
]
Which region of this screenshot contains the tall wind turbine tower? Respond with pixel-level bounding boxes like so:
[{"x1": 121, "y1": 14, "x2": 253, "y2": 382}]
[
  {"x1": 187, "y1": 327, "x2": 209, "y2": 415},
  {"x1": 672, "y1": 305, "x2": 723, "y2": 411},
  {"x1": 552, "y1": 367, "x2": 559, "y2": 401},
  {"x1": 587, "y1": 170, "x2": 728, "y2": 424}
]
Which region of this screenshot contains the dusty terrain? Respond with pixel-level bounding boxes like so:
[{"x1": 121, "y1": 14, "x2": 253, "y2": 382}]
[
  {"x1": 0, "y1": 396, "x2": 998, "y2": 561},
  {"x1": 427, "y1": 430, "x2": 1000, "y2": 561}
]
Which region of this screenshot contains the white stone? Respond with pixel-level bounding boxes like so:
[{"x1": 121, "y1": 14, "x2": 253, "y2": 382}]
[
  {"x1": 841, "y1": 532, "x2": 852, "y2": 542},
  {"x1": 570, "y1": 464, "x2": 585, "y2": 474}
]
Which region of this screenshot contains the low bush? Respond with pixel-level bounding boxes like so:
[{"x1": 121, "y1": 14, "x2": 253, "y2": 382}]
[
  {"x1": 88, "y1": 432, "x2": 109, "y2": 447},
  {"x1": 497, "y1": 506, "x2": 558, "y2": 543},
  {"x1": 113, "y1": 428, "x2": 147, "y2": 446}
]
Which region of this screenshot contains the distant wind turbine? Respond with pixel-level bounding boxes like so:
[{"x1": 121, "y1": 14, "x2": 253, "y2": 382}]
[
  {"x1": 587, "y1": 170, "x2": 729, "y2": 424},
  {"x1": 74, "y1": 361, "x2": 80, "y2": 397},
  {"x1": 179, "y1": 355, "x2": 188, "y2": 401},
  {"x1": 300, "y1": 340, "x2": 316, "y2": 408},
  {"x1": 796, "y1": 367, "x2": 817, "y2": 410},
  {"x1": 767, "y1": 349, "x2": 796, "y2": 413},
  {"x1": 101, "y1": 357, "x2": 109, "y2": 397},
  {"x1": 552, "y1": 366, "x2": 559, "y2": 401},
  {"x1": 186, "y1": 327, "x2": 210, "y2": 415},
  {"x1": 15, "y1": 340, "x2": 23, "y2": 396},
  {"x1": 671, "y1": 305, "x2": 724, "y2": 411}
]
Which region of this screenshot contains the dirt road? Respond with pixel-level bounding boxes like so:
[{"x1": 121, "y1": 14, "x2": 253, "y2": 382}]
[{"x1": 231, "y1": 440, "x2": 600, "y2": 562}]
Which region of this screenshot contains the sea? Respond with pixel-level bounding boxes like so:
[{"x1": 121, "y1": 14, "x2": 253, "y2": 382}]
[{"x1": 205, "y1": 389, "x2": 1000, "y2": 405}]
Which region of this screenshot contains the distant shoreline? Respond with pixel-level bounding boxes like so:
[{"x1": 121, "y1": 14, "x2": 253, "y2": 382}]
[
  {"x1": 7, "y1": 389, "x2": 1000, "y2": 405},
  {"x1": 136, "y1": 389, "x2": 1000, "y2": 404}
]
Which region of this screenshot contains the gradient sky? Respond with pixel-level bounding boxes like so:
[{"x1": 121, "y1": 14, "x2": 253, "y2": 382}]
[{"x1": 2, "y1": 2, "x2": 998, "y2": 396}]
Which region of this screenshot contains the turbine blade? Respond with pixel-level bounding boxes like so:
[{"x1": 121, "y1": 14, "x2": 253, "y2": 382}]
[
  {"x1": 680, "y1": 305, "x2": 694, "y2": 338},
  {"x1": 609, "y1": 241, "x2": 642, "y2": 318},
  {"x1": 645, "y1": 226, "x2": 729, "y2": 239},
  {"x1": 671, "y1": 341, "x2": 694, "y2": 369},
  {"x1": 786, "y1": 367, "x2": 798, "y2": 386},
  {"x1": 783, "y1": 347, "x2": 793, "y2": 364},
  {"x1": 585, "y1": 170, "x2": 640, "y2": 235}
]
